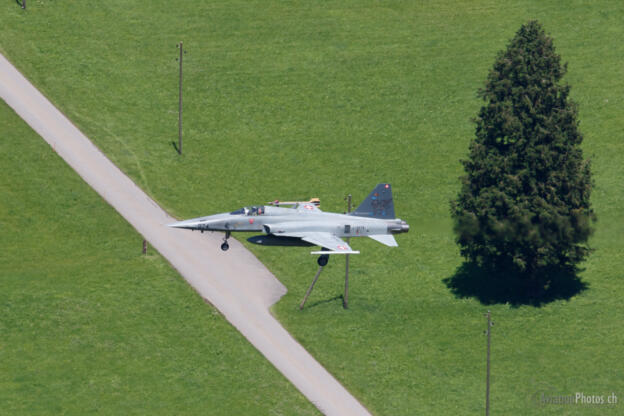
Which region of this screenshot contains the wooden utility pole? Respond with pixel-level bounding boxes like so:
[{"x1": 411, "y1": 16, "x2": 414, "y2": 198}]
[
  {"x1": 177, "y1": 41, "x2": 183, "y2": 155},
  {"x1": 344, "y1": 194, "x2": 352, "y2": 309},
  {"x1": 485, "y1": 311, "x2": 493, "y2": 416}
]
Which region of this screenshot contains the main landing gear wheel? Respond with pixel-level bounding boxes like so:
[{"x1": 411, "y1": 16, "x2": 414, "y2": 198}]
[
  {"x1": 317, "y1": 254, "x2": 329, "y2": 267},
  {"x1": 221, "y1": 230, "x2": 231, "y2": 251}
]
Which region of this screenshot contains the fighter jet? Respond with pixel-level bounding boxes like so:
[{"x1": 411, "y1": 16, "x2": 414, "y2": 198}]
[{"x1": 168, "y1": 183, "x2": 409, "y2": 266}]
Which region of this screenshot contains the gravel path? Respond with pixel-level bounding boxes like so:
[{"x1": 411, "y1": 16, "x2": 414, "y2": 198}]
[{"x1": 0, "y1": 53, "x2": 371, "y2": 416}]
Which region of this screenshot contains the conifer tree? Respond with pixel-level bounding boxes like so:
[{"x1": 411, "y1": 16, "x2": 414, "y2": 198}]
[{"x1": 451, "y1": 21, "x2": 595, "y2": 289}]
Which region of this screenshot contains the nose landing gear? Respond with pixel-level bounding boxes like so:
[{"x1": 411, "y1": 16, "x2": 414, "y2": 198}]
[{"x1": 221, "y1": 231, "x2": 231, "y2": 251}]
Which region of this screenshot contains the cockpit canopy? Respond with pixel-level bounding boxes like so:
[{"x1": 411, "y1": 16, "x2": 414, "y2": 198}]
[{"x1": 230, "y1": 205, "x2": 265, "y2": 216}]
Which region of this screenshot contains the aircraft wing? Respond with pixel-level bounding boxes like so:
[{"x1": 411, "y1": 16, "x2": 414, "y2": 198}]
[
  {"x1": 274, "y1": 230, "x2": 358, "y2": 254},
  {"x1": 299, "y1": 232, "x2": 359, "y2": 254}
]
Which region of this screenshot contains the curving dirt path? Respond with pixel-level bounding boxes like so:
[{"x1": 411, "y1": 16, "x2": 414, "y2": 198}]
[{"x1": 0, "y1": 53, "x2": 371, "y2": 416}]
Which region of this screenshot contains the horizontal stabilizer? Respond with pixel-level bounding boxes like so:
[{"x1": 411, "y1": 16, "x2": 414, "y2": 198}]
[{"x1": 368, "y1": 234, "x2": 398, "y2": 247}]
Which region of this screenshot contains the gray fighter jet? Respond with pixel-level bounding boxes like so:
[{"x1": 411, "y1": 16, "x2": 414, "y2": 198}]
[{"x1": 168, "y1": 183, "x2": 409, "y2": 266}]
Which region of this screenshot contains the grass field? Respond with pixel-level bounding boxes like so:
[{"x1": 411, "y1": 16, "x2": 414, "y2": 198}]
[
  {"x1": 0, "y1": 101, "x2": 317, "y2": 414},
  {"x1": 1, "y1": 1, "x2": 623, "y2": 414}
]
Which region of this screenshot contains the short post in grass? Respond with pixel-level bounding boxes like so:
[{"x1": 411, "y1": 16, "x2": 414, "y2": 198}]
[
  {"x1": 485, "y1": 310, "x2": 494, "y2": 416},
  {"x1": 22, "y1": 0, "x2": 26, "y2": 9},
  {"x1": 142, "y1": 239, "x2": 147, "y2": 255},
  {"x1": 177, "y1": 41, "x2": 183, "y2": 155},
  {"x1": 343, "y1": 194, "x2": 352, "y2": 309}
]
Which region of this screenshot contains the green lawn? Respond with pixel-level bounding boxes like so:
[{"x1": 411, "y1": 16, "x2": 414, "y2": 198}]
[
  {"x1": 1, "y1": 1, "x2": 623, "y2": 414},
  {"x1": 0, "y1": 101, "x2": 318, "y2": 415}
]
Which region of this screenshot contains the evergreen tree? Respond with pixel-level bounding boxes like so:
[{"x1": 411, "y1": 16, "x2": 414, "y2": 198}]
[{"x1": 451, "y1": 21, "x2": 595, "y2": 290}]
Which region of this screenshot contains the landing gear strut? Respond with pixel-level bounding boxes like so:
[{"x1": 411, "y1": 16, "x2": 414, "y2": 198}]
[{"x1": 221, "y1": 230, "x2": 231, "y2": 251}]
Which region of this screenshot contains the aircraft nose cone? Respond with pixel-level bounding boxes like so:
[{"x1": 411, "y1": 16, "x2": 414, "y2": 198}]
[
  {"x1": 167, "y1": 213, "x2": 232, "y2": 230},
  {"x1": 167, "y1": 219, "x2": 201, "y2": 229}
]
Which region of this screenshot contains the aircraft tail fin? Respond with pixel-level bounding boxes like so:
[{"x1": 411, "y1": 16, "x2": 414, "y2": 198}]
[{"x1": 350, "y1": 183, "x2": 395, "y2": 219}]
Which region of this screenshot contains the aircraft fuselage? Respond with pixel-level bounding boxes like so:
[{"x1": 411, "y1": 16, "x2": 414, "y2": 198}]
[{"x1": 170, "y1": 205, "x2": 408, "y2": 238}]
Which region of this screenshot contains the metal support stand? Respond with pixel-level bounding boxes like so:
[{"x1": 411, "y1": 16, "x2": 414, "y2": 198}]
[
  {"x1": 343, "y1": 193, "x2": 352, "y2": 309},
  {"x1": 300, "y1": 193, "x2": 353, "y2": 310},
  {"x1": 344, "y1": 255, "x2": 349, "y2": 308},
  {"x1": 177, "y1": 41, "x2": 183, "y2": 155},
  {"x1": 299, "y1": 265, "x2": 324, "y2": 310}
]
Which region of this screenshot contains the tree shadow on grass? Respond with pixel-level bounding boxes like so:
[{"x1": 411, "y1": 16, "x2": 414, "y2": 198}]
[{"x1": 443, "y1": 262, "x2": 588, "y2": 307}]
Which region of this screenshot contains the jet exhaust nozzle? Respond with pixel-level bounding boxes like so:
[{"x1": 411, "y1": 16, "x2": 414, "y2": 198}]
[{"x1": 388, "y1": 220, "x2": 409, "y2": 234}]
